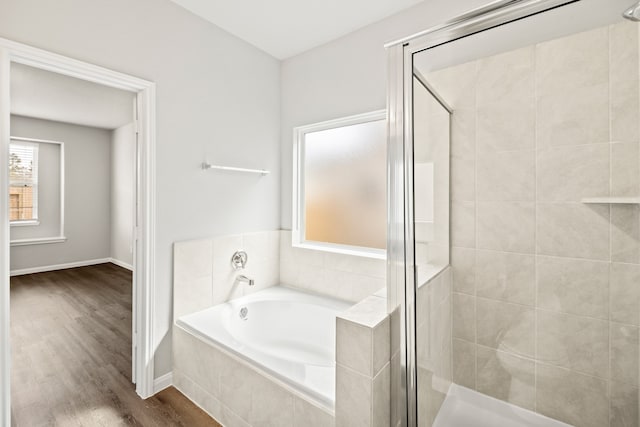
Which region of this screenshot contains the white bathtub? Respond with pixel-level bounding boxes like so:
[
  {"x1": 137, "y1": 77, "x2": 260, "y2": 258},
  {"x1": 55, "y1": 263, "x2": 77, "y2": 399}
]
[{"x1": 176, "y1": 285, "x2": 352, "y2": 407}]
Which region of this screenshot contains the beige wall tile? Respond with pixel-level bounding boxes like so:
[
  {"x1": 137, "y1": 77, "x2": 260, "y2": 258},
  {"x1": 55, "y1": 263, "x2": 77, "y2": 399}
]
[
  {"x1": 477, "y1": 202, "x2": 535, "y2": 253},
  {"x1": 451, "y1": 109, "x2": 476, "y2": 154},
  {"x1": 610, "y1": 21, "x2": 640, "y2": 145},
  {"x1": 611, "y1": 381, "x2": 639, "y2": 427},
  {"x1": 427, "y1": 61, "x2": 477, "y2": 109},
  {"x1": 611, "y1": 89, "x2": 640, "y2": 145},
  {"x1": 453, "y1": 292, "x2": 476, "y2": 342},
  {"x1": 452, "y1": 339, "x2": 476, "y2": 389},
  {"x1": 451, "y1": 247, "x2": 475, "y2": 295},
  {"x1": 476, "y1": 298, "x2": 534, "y2": 357},
  {"x1": 373, "y1": 318, "x2": 391, "y2": 377},
  {"x1": 324, "y1": 251, "x2": 386, "y2": 278},
  {"x1": 536, "y1": 203, "x2": 610, "y2": 260},
  {"x1": 336, "y1": 318, "x2": 373, "y2": 377},
  {"x1": 536, "y1": 143, "x2": 609, "y2": 201},
  {"x1": 537, "y1": 310, "x2": 609, "y2": 378},
  {"x1": 451, "y1": 201, "x2": 476, "y2": 248},
  {"x1": 248, "y1": 374, "x2": 295, "y2": 427},
  {"x1": 242, "y1": 230, "x2": 280, "y2": 263},
  {"x1": 451, "y1": 156, "x2": 475, "y2": 202},
  {"x1": 476, "y1": 250, "x2": 535, "y2": 306},
  {"x1": 174, "y1": 239, "x2": 214, "y2": 317},
  {"x1": 293, "y1": 397, "x2": 334, "y2": 427},
  {"x1": 417, "y1": 367, "x2": 448, "y2": 427},
  {"x1": 336, "y1": 365, "x2": 371, "y2": 427},
  {"x1": 477, "y1": 46, "x2": 535, "y2": 107},
  {"x1": 172, "y1": 372, "x2": 223, "y2": 423},
  {"x1": 219, "y1": 355, "x2": 259, "y2": 420},
  {"x1": 175, "y1": 238, "x2": 214, "y2": 278},
  {"x1": 323, "y1": 269, "x2": 385, "y2": 302},
  {"x1": 477, "y1": 150, "x2": 535, "y2": 201},
  {"x1": 476, "y1": 346, "x2": 535, "y2": 411},
  {"x1": 175, "y1": 276, "x2": 213, "y2": 319},
  {"x1": 173, "y1": 326, "x2": 221, "y2": 396},
  {"x1": 611, "y1": 323, "x2": 639, "y2": 387},
  {"x1": 611, "y1": 205, "x2": 640, "y2": 264},
  {"x1": 212, "y1": 234, "x2": 243, "y2": 274},
  {"x1": 611, "y1": 263, "x2": 640, "y2": 326},
  {"x1": 451, "y1": 110, "x2": 476, "y2": 202},
  {"x1": 536, "y1": 256, "x2": 609, "y2": 319},
  {"x1": 536, "y1": 83, "x2": 609, "y2": 147},
  {"x1": 372, "y1": 363, "x2": 391, "y2": 427},
  {"x1": 476, "y1": 107, "x2": 536, "y2": 152},
  {"x1": 535, "y1": 27, "x2": 608, "y2": 97},
  {"x1": 536, "y1": 363, "x2": 608, "y2": 427},
  {"x1": 218, "y1": 404, "x2": 251, "y2": 427},
  {"x1": 611, "y1": 142, "x2": 640, "y2": 197}
]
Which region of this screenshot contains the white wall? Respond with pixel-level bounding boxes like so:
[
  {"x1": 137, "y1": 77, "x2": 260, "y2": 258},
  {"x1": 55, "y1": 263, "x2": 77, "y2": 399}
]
[
  {"x1": 279, "y1": 0, "x2": 488, "y2": 229},
  {"x1": 10, "y1": 115, "x2": 111, "y2": 271},
  {"x1": 0, "y1": 0, "x2": 280, "y2": 377},
  {"x1": 110, "y1": 123, "x2": 134, "y2": 268}
]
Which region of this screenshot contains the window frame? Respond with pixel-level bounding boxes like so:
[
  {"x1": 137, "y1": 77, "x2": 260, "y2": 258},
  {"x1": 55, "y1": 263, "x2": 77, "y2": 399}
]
[
  {"x1": 292, "y1": 110, "x2": 387, "y2": 259},
  {"x1": 9, "y1": 140, "x2": 39, "y2": 225},
  {"x1": 9, "y1": 136, "x2": 65, "y2": 246}
]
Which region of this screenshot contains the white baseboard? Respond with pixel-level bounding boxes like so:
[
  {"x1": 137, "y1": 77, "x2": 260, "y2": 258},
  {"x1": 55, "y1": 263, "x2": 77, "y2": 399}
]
[
  {"x1": 153, "y1": 372, "x2": 173, "y2": 394},
  {"x1": 10, "y1": 257, "x2": 135, "y2": 276},
  {"x1": 109, "y1": 258, "x2": 133, "y2": 271},
  {"x1": 9, "y1": 258, "x2": 111, "y2": 276}
]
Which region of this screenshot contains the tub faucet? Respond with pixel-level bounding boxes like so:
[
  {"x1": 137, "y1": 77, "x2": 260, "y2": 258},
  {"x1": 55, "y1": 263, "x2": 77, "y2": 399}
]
[{"x1": 235, "y1": 275, "x2": 254, "y2": 287}]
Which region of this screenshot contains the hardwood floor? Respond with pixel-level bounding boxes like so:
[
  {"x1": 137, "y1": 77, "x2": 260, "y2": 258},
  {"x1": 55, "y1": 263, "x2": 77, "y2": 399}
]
[{"x1": 10, "y1": 263, "x2": 221, "y2": 427}]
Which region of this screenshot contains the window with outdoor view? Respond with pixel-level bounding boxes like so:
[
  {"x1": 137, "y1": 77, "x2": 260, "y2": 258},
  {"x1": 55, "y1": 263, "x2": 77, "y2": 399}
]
[{"x1": 9, "y1": 142, "x2": 39, "y2": 223}]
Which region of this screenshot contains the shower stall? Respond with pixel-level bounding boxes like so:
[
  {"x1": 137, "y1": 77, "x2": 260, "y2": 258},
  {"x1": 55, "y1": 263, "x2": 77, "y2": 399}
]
[{"x1": 388, "y1": 0, "x2": 640, "y2": 426}]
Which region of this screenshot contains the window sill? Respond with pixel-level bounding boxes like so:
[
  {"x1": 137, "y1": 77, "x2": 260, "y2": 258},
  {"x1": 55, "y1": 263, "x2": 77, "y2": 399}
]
[
  {"x1": 10, "y1": 236, "x2": 67, "y2": 247},
  {"x1": 293, "y1": 241, "x2": 386, "y2": 260},
  {"x1": 10, "y1": 220, "x2": 40, "y2": 227}
]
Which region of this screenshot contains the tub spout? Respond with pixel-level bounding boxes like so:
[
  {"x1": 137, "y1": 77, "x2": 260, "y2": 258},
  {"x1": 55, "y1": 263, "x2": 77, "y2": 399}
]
[{"x1": 236, "y1": 275, "x2": 254, "y2": 286}]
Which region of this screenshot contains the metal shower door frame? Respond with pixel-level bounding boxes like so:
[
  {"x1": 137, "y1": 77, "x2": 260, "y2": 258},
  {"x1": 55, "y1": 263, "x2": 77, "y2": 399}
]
[{"x1": 384, "y1": 1, "x2": 577, "y2": 425}]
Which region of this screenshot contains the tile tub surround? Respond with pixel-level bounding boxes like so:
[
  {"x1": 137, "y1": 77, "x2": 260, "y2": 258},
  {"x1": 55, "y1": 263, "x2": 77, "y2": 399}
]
[
  {"x1": 280, "y1": 230, "x2": 386, "y2": 302},
  {"x1": 173, "y1": 325, "x2": 334, "y2": 427},
  {"x1": 336, "y1": 293, "x2": 391, "y2": 427},
  {"x1": 173, "y1": 289, "x2": 391, "y2": 427},
  {"x1": 173, "y1": 231, "x2": 390, "y2": 426},
  {"x1": 174, "y1": 230, "x2": 387, "y2": 321},
  {"x1": 434, "y1": 22, "x2": 640, "y2": 427},
  {"x1": 417, "y1": 268, "x2": 453, "y2": 427},
  {"x1": 173, "y1": 230, "x2": 281, "y2": 319}
]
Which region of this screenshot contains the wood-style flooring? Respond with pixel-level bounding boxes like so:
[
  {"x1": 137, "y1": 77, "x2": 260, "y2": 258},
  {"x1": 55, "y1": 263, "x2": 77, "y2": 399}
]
[{"x1": 10, "y1": 263, "x2": 221, "y2": 427}]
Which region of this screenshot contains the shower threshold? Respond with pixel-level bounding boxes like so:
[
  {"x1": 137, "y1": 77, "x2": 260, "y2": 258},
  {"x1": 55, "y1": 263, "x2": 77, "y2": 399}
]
[{"x1": 434, "y1": 385, "x2": 572, "y2": 427}]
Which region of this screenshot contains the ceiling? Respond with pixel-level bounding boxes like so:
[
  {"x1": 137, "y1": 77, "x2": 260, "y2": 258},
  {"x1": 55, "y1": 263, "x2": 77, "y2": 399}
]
[
  {"x1": 11, "y1": 63, "x2": 134, "y2": 130},
  {"x1": 169, "y1": 0, "x2": 424, "y2": 59}
]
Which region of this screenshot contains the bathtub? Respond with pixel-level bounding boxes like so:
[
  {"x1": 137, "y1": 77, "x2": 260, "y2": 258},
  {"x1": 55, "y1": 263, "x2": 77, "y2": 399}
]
[{"x1": 175, "y1": 285, "x2": 352, "y2": 407}]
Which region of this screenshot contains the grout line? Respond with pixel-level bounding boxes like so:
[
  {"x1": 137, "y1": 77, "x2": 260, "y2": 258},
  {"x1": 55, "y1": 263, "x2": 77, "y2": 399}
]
[
  {"x1": 473, "y1": 59, "x2": 479, "y2": 392},
  {"x1": 533, "y1": 41, "x2": 539, "y2": 414},
  {"x1": 608, "y1": 25, "x2": 614, "y2": 426}
]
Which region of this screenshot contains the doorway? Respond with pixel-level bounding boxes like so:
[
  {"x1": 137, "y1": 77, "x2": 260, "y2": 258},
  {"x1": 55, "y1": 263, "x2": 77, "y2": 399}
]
[{"x1": 0, "y1": 38, "x2": 157, "y2": 426}]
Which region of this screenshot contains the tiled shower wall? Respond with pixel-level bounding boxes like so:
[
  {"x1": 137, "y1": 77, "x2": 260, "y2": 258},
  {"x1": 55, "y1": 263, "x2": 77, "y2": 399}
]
[{"x1": 431, "y1": 22, "x2": 640, "y2": 427}]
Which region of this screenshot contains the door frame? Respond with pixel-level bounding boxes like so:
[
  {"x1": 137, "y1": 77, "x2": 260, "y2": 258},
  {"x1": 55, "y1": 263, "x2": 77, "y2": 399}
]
[{"x1": 0, "y1": 37, "x2": 157, "y2": 426}]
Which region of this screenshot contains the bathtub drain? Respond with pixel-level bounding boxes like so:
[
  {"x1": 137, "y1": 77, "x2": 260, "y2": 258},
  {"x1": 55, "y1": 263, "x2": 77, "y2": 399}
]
[{"x1": 239, "y1": 307, "x2": 248, "y2": 320}]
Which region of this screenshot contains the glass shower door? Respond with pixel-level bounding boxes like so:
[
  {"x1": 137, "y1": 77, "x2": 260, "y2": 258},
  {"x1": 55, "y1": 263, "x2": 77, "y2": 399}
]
[{"x1": 387, "y1": 0, "x2": 640, "y2": 426}]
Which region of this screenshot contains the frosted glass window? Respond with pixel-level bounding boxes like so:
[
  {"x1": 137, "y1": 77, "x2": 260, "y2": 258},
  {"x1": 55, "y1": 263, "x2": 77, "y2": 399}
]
[{"x1": 295, "y1": 114, "x2": 386, "y2": 252}]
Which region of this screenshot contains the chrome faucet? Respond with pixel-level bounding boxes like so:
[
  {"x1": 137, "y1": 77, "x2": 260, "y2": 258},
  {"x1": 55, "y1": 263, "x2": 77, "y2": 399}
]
[{"x1": 235, "y1": 275, "x2": 254, "y2": 287}]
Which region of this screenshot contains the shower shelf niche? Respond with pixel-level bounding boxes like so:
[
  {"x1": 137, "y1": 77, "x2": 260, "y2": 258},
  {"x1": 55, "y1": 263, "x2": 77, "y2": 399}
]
[{"x1": 581, "y1": 197, "x2": 640, "y2": 204}]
